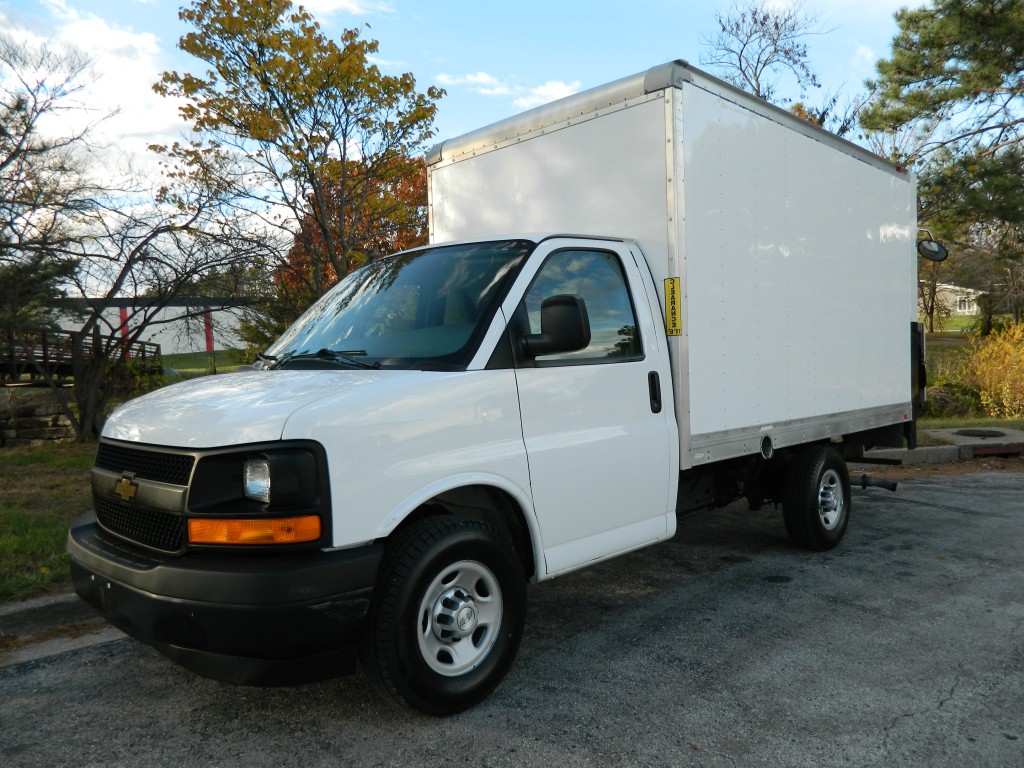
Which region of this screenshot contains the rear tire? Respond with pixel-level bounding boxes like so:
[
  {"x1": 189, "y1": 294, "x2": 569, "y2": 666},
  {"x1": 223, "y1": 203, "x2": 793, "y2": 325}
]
[
  {"x1": 361, "y1": 517, "x2": 525, "y2": 715},
  {"x1": 783, "y1": 446, "x2": 850, "y2": 551}
]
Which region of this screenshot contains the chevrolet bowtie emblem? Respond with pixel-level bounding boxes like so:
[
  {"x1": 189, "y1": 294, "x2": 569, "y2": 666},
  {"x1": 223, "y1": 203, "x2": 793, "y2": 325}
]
[{"x1": 114, "y1": 473, "x2": 138, "y2": 502}]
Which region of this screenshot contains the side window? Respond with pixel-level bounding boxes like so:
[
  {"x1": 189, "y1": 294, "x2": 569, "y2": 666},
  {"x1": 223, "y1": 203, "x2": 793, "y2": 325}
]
[{"x1": 523, "y1": 249, "x2": 642, "y2": 363}]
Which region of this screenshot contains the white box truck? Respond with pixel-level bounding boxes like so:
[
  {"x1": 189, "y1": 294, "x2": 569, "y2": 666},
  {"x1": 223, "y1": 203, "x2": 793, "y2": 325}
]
[{"x1": 68, "y1": 61, "x2": 941, "y2": 715}]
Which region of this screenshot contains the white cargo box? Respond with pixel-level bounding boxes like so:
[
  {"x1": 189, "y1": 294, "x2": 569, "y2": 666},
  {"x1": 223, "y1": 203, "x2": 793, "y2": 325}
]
[{"x1": 426, "y1": 61, "x2": 918, "y2": 469}]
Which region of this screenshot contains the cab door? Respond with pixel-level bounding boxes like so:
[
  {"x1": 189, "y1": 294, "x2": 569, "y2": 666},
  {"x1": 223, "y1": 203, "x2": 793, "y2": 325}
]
[{"x1": 507, "y1": 239, "x2": 677, "y2": 576}]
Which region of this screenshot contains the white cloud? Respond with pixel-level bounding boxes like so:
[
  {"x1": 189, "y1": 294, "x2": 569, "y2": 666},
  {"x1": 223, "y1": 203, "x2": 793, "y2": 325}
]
[
  {"x1": 853, "y1": 44, "x2": 876, "y2": 71},
  {"x1": 0, "y1": 2, "x2": 198, "y2": 203},
  {"x1": 436, "y1": 71, "x2": 513, "y2": 96},
  {"x1": 6, "y1": 1, "x2": 189, "y2": 172},
  {"x1": 300, "y1": 0, "x2": 395, "y2": 17},
  {"x1": 437, "y1": 71, "x2": 581, "y2": 111},
  {"x1": 513, "y1": 80, "x2": 581, "y2": 110},
  {"x1": 39, "y1": 0, "x2": 77, "y2": 23},
  {"x1": 368, "y1": 55, "x2": 408, "y2": 69}
]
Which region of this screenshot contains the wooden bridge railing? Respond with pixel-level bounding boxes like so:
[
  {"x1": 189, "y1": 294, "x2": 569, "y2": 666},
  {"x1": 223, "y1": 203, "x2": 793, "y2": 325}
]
[{"x1": 0, "y1": 329, "x2": 162, "y2": 384}]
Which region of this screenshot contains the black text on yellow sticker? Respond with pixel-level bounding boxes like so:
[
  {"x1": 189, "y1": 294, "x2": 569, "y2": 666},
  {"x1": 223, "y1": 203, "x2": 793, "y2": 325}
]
[{"x1": 664, "y1": 278, "x2": 682, "y2": 336}]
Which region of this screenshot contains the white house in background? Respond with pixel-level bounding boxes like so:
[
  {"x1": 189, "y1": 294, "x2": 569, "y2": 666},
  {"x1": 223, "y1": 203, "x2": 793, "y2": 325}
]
[
  {"x1": 920, "y1": 282, "x2": 983, "y2": 318},
  {"x1": 60, "y1": 298, "x2": 249, "y2": 356}
]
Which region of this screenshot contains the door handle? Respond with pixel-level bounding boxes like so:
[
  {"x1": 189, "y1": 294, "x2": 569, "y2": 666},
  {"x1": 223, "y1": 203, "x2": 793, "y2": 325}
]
[{"x1": 648, "y1": 371, "x2": 662, "y2": 414}]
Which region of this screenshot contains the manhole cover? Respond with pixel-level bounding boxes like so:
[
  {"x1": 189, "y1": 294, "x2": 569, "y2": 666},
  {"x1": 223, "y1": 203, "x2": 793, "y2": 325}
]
[{"x1": 954, "y1": 429, "x2": 1006, "y2": 438}]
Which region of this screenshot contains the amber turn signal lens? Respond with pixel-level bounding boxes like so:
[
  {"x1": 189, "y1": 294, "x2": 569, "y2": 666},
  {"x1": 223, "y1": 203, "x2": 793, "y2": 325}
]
[{"x1": 188, "y1": 516, "x2": 321, "y2": 545}]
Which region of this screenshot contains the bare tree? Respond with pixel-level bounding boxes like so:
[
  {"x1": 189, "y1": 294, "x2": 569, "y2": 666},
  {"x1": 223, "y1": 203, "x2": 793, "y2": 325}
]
[
  {"x1": 0, "y1": 33, "x2": 105, "y2": 316},
  {"x1": 1, "y1": 32, "x2": 273, "y2": 440},
  {"x1": 790, "y1": 90, "x2": 866, "y2": 140},
  {"x1": 57, "y1": 163, "x2": 275, "y2": 437},
  {"x1": 700, "y1": 1, "x2": 826, "y2": 104}
]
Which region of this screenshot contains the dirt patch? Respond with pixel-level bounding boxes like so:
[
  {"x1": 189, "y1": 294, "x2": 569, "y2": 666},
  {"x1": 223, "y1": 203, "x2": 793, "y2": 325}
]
[{"x1": 0, "y1": 620, "x2": 109, "y2": 654}]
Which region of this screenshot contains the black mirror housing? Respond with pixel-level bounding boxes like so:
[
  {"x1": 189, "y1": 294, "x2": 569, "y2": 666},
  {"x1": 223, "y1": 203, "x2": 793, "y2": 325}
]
[
  {"x1": 916, "y1": 230, "x2": 948, "y2": 262},
  {"x1": 917, "y1": 239, "x2": 948, "y2": 262},
  {"x1": 522, "y1": 295, "x2": 591, "y2": 357}
]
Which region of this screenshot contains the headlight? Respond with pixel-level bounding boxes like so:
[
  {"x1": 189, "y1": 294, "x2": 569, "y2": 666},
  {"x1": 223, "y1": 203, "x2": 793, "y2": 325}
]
[
  {"x1": 240, "y1": 451, "x2": 318, "y2": 507},
  {"x1": 243, "y1": 458, "x2": 271, "y2": 503}
]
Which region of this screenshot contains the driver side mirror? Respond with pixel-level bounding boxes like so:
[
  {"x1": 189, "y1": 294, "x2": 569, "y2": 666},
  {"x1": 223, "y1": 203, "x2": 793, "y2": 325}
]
[{"x1": 521, "y1": 295, "x2": 591, "y2": 357}]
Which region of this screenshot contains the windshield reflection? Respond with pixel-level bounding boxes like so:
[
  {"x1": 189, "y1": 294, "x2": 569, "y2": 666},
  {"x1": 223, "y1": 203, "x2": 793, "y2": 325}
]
[{"x1": 265, "y1": 240, "x2": 533, "y2": 371}]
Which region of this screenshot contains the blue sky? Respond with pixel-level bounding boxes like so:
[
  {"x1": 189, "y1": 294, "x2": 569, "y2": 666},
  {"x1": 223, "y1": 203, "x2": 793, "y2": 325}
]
[{"x1": 2, "y1": 0, "x2": 914, "y2": 157}]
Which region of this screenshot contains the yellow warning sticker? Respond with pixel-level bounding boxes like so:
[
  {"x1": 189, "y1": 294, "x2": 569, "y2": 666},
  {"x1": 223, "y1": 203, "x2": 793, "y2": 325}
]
[{"x1": 664, "y1": 277, "x2": 682, "y2": 336}]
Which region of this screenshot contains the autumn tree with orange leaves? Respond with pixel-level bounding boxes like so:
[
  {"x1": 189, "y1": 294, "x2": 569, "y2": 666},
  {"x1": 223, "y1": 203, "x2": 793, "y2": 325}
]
[
  {"x1": 153, "y1": 0, "x2": 443, "y2": 351},
  {"x1": 277, "y1": 154, "x2": 427, "y2": 302}
]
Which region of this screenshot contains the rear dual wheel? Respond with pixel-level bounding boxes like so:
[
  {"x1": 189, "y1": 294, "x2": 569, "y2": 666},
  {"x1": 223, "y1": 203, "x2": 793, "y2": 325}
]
[
  {"x1": 361, "y1": 517, "x2": 526, "y2": 716},
  {"x1": 783, "y1": 445, "x2": 850, "y2": 551}
]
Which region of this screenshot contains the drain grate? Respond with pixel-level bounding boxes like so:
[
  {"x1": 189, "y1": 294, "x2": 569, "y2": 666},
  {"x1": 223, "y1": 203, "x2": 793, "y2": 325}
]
[{"x1": 954, "y1": 429, "x2": 1006, "y2": 438}]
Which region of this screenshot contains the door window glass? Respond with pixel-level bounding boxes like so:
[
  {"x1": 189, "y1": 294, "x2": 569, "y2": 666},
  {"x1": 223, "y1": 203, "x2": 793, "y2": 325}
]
[{"x1": 523, "y1": 249, "x2": 642, "y2": 363}]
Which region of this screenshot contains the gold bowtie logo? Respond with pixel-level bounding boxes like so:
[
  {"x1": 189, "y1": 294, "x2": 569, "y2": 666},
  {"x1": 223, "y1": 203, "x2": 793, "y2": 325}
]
[{"x1": 114, "y1": 473, "x2": 138, "y2": 502}]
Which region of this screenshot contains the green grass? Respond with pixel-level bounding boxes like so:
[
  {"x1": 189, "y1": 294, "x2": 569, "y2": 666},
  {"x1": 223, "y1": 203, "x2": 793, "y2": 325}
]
[
  {"x1": 932, "y1": 315, "x2": 976, "y2": 332},
  {"x1": 919, "y1": 417, "x2": 1024, "y2": 431},
  {"x1": 929, "y1": 314, "x2": 1014, "y2": 333},
  {"x1": 163, "y1": 349, "x2": 247, "y2": 375},
  {"x1": 0, "y1": 442, "x2": 96, "y2": 602}
]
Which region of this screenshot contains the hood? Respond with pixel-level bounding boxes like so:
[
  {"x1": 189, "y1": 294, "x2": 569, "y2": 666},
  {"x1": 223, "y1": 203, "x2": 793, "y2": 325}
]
[{"x1": 102, "y1": 369, "x2": 394, "y2": 448}]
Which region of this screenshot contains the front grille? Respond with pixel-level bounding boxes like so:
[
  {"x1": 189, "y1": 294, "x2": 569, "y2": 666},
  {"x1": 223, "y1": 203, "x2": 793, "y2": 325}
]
[
  {"x1": 95, "y1": 495, "x2": 185, "y2": 553},
  {"x1": 96, "y1": 442, "x2": 195, "y2": 486}
]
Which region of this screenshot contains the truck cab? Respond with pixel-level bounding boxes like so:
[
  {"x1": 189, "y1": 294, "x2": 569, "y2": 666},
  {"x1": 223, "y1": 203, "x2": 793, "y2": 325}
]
[{"x1": 69, "y1": 234, "x2": 679, "y2": 715}]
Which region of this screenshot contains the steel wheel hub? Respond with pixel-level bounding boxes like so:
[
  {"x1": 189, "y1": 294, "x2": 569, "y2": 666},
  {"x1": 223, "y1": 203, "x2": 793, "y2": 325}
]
[
  {"x1": 417, "y1": 560, "x2": 503, "y2": 676},
  {"x1": 432, "y1": 587, "x2": 478, "y2": 641},
  {"x1": 817, "y1": 469, "x2": 844, "y2": 530}
]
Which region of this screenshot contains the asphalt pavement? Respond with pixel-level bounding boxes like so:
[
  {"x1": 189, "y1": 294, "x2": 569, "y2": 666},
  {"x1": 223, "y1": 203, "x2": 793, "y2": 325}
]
[{"x1": 1, "y1": 430, "x2": 1022, "y2": 767}]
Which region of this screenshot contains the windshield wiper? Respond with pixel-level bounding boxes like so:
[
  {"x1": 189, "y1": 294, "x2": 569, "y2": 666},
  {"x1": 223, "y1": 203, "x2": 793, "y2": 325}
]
[
  {"x1": 276, "y1": 348, "x2": 380, "y2": 370},
  {"x1": 316, "y1": 348, "x2": 381, "y2": 369}
]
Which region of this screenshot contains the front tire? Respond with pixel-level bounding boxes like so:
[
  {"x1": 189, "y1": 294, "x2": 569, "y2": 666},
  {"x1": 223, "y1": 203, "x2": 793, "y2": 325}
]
[
  {"x1": 783, "y1": 446, "x2": 850, "y2": 551},
  {"x1": 361, "y1": 517, "x2": 526, "y2": 715}
]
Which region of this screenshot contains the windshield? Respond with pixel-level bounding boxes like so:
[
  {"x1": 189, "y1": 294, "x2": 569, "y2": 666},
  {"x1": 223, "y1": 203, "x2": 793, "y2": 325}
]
[{"x1": 264, "y1": 240, "x2": 533, "y2": 371}]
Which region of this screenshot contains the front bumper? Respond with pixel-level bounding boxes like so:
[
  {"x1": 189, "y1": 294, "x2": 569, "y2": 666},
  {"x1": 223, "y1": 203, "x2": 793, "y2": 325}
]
[{"x1": 67, "y1": 512, "x2": 382, "y2": 686}]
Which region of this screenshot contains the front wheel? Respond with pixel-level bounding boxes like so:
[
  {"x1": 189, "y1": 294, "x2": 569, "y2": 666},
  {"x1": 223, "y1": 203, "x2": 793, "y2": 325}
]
[
  {"x1": 361, "y1": 517, "x2": 526, "y2": 715},
  {"x1": 783, "y1": 446, "x2": 851, "y2": 551}
]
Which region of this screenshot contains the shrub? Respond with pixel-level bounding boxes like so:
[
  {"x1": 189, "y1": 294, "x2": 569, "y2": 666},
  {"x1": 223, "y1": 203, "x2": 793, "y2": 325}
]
[
  {"x1": 921, "y1": 382, "x2": 981, "y2": 417},
  {"x1": 964, "y1": 324, "x2": 1024, "y2": 419},
  {"x1": 922, "y1": 343, "x2": 981, "y2": 417}
]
